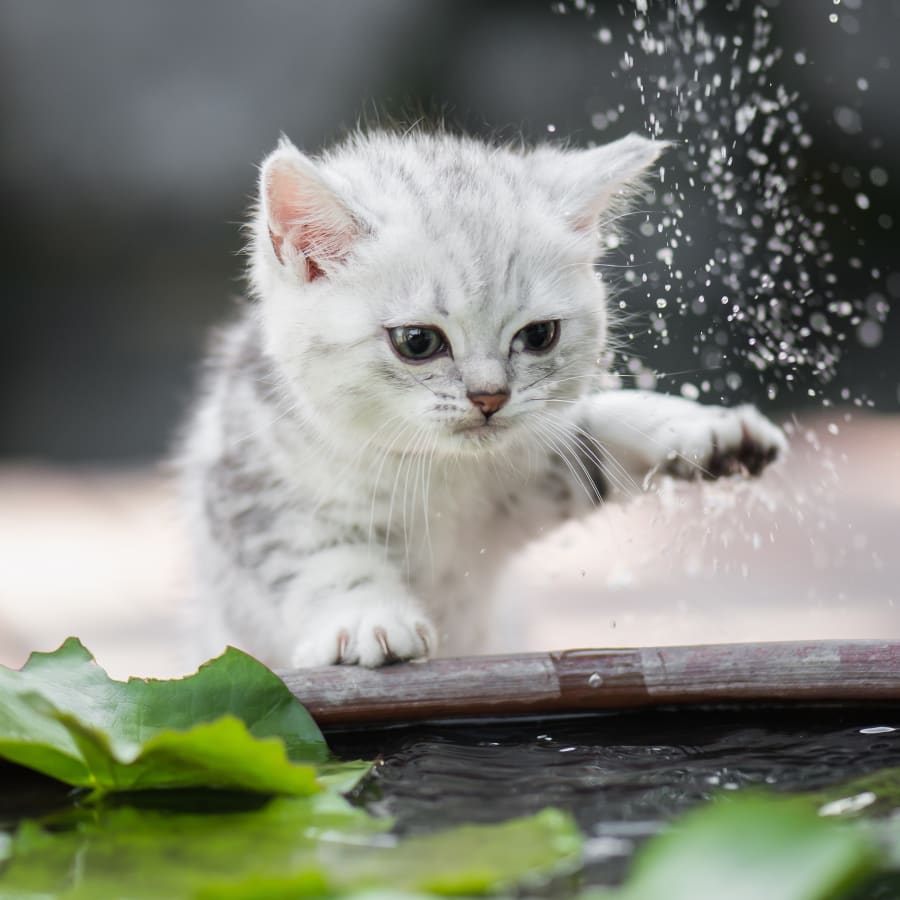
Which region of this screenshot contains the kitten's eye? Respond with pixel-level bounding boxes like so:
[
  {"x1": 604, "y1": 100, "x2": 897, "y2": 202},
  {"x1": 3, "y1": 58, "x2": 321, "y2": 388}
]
[
  {"x1": 388, "y1": 326, "x2": 448, "y2": 361},
  {"x1": 514, "y1": 320, "x2": 560, "y2": 353}
]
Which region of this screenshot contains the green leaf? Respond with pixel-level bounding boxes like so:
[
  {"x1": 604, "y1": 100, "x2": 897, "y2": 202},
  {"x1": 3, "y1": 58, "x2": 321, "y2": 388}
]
[
  {"x1": 315, "y1": 759, "x2": 373, "y2": 795},
  {"x1": 0, "y1": 639, "x2": 581, "y2": 897},
  {"x1": 0, "y1": 638, "x2": 328, "y2": 795},
  {"x1": 340, "y1": 807, "x2": 583, "y2": 895},
  {"x1": 0, "y1": 800, "x2": 581, "y2": 899},
  {"x1": 587, "y1": 794, "x2": 877, "y2": 900},
  {"x1": 0, "y1": 793, "x2": 375, "y2": 899}
]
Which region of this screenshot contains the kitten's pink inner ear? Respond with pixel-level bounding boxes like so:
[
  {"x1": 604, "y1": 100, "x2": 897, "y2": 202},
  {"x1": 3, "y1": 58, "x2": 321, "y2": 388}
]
[{"x1": 264, "y1": 157, "x2": 359, "y2": 282}]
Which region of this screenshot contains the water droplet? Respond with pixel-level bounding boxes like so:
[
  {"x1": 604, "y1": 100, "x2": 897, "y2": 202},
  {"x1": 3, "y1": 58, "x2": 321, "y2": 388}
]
[
  {"x1": 857, "y1": 320, "x2": 882, "y2": 347},
  {"x1": 819, "y1": 792, "x2": 877, "y2": 816},
  {"x1": 859, "y1": 725, "x2": 896, "y2": 735},
  {"x1": 588, "y1": 673, "x2": 603, "y2": 688},
  {"x1": 855, "y1": 192, "x2": 870, "y2": 210},
  {"x1": 839, "y1": 13, "x2": 860, "y2": 35},
  {"x1": 834, "y1": 106, "x2": 863, "y2": 135}
]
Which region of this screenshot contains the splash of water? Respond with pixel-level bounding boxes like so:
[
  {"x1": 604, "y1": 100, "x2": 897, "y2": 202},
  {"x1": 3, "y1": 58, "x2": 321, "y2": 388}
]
[
  {"x1": 560, "y1": 0, "x2": 891, "y2": 410},
  {"x1": 550, "y1": 0, "x2": 894, "y2": 616}
]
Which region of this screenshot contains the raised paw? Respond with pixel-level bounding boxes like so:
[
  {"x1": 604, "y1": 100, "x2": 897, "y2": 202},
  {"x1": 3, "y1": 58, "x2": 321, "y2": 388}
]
[
  {"x1": 660, "y1": 404, "x2": 787, "y2": 481},
  {"x1": 290, "y1": 607, "x2": 436, "y2": 669}
]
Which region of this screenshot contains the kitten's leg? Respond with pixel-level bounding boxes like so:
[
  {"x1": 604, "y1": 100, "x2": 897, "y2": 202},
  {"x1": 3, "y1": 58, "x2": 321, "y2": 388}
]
[
  {"x1": 574, "y1": 390, "x2": 787, "y2": 490},
  {"x1": 195, "y1": 451, "x2": 437, "y2": 668},
  {"x1": 281, "y1": 547, "x2": 436, "y2": 668}
]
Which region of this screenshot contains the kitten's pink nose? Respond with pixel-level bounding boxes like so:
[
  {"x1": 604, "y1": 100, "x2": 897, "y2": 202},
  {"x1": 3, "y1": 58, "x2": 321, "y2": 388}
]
[{"x1": 467, "y1": 391, "x2": 509, "y2": 418}]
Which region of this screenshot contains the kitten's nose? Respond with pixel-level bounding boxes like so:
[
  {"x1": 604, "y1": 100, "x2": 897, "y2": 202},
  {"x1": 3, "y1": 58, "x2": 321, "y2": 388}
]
[{"x1": 467, "y1": 391, "x2": 510, "y2": 418}]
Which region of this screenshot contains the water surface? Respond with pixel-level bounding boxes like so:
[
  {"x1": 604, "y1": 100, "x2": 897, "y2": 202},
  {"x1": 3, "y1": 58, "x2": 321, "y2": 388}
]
[{"x1": 328, "y1": 704, "x2": 900, "y2": 887}]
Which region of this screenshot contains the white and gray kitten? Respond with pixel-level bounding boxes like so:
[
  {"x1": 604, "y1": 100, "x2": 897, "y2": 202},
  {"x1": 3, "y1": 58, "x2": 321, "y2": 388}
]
[{"x1": 179, "y1": 128, "x2": 786, "y2": 668}]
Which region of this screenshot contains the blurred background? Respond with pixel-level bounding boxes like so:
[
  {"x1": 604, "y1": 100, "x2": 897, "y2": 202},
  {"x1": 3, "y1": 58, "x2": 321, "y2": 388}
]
[{"x1": 1, "y1": 0, "x2": 898, "y2": 677}]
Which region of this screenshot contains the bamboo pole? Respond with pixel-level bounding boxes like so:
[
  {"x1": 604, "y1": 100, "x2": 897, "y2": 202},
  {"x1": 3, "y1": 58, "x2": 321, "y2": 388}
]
[{"x1": 279, "y1": 640, "x2": 900, "y2": 727}]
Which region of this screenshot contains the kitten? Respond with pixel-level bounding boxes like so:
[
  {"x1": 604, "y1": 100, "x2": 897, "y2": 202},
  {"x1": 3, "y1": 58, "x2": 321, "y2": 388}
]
[{"x1": 179, "y1": 128, "x2": 786, "y2": 668}]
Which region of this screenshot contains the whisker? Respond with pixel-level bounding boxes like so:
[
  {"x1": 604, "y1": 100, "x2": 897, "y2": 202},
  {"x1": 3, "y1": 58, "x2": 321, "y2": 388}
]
[
  {"x1": 546, "y1": 411, "x2": 640, "y2": 496},
  {"x1": 545, "y1": 415, "x2": 626, "y2": 497},
  {"x1": 420, "y1": 429, "x2": 439, "y2": 579},
  {"x1": 368, "y1": 420, "x2": 415, "y2": 549},
  {"x1": 540, "y1": 406, "x2": 640, "y2": 492},
  {"x1": 543, "y1": 429, "x2": 600, "y2": 507},
  {"x1": 542, "y1": 404, "x2": 716, "y2": 481},
  {"x1": 230, "y1": 397, "x2": 302, "y2": 447},
  {"x1": 528, "y1": 395, "x2": 715, "y2": 483},
  {"x1": 547, "y1": 419, "x2": 607, "y2": 505},
  {"x1": 401, "y1": 424, "x2": 432, "y2": 575},
  {"x1": 596, "y1": 207, "x2": 668, "y2": 230},
  {"x1": 390, "y1": 423, "x2": 427, "y2": 569},
  {"x1": 311, "y1": 412, "x2": 405, "y2": 515},
  {"x1": 533, "y1": 414, "x2": 604, "y2": 506}
]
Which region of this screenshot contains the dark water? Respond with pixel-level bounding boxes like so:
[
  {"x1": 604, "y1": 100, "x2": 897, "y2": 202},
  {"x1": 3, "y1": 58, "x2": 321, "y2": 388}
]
[
  {"x1": 0, "y1": 764, "x2": 74, "y2": 829},
  {"x1": 327, "y1": 705, "x2": 900, "y2": 888}
]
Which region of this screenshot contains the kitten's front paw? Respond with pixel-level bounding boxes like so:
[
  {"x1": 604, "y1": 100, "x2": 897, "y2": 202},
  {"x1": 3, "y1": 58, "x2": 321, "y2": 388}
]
[
  {"x1": 290, "y1": 605, "x2": 437, "y2": 669},
  {"x1": 659, "y1": 404, "x2": 787, "y2": 480}
]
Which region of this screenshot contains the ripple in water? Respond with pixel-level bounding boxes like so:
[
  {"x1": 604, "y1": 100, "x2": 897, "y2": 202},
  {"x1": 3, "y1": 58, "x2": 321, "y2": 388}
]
[{"x1": 329, "y1": 707, "x2": 900, "y2": 888}]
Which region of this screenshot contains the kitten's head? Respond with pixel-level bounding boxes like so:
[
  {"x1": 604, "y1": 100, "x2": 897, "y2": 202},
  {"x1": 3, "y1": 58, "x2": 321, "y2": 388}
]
[{"x1": 250, "y1": 129, "x2": 664, "y2": 457}]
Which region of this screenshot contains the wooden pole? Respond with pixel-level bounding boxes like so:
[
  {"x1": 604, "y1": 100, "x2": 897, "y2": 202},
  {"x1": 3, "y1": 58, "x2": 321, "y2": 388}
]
[{"x1": 279, "y1": 640, "x2": 900, "y2": 727}]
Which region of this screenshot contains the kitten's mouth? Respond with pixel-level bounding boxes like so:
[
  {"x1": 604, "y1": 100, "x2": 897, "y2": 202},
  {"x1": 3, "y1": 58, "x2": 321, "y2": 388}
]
[{"x1": 454, "y1": 419, "x2": 507, "y2": 438}]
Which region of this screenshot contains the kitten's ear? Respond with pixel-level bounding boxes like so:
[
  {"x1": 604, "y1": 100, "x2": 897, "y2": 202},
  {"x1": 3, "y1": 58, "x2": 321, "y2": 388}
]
[
  {"x1": 260, "y1": 138, "x2": 361, "y2": 282},
  {"x1": 540, "y1": 134, "x2": 668, "y2": 232}
]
